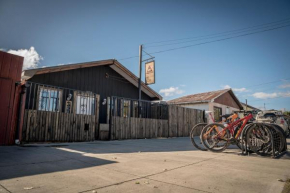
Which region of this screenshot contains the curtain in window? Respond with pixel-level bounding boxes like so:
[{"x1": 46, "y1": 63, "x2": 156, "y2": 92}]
[
  {"x1": 38, "y1": 87, "x2": 62, "y2": 112},
  {"x1": 76, "y1": 94, "x2": 95, "y2": 115}
]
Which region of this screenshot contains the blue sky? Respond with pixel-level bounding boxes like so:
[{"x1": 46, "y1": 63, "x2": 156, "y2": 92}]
[{"x1": 1, "y1": 0, "x2": 290, "y2": 110}]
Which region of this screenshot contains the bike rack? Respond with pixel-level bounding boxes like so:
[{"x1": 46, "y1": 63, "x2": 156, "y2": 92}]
[{"x1": 241, "y1": 123, "x2": 287, "y2": 158}]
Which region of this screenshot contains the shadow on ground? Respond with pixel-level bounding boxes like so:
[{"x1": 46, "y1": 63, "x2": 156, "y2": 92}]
[
  {"x1": 0, "y1": 137, "x2": 288, "y2": 181},
  {"x1": 0, "y1": 145, "x2": 117, "y2": 181}
]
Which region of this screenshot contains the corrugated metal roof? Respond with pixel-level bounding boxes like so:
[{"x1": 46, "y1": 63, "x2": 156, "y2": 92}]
[{"x1": 167, "y1": 89, "x2": 230, "y2": 104}]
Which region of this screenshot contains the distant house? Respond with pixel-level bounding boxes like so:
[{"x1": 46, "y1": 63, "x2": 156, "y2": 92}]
[
  {"x1": 240, "y1": 102, "x2": 260, "y2": 112},
  {"x1": 168, "y1": 89, "x2": 243, "y2": 121}
]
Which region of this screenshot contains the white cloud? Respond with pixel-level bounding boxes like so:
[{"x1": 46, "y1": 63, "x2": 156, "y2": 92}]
[
  {"x1": 279, "y1": 83, "x2": 290, "y2": 89},
  {"x1": 233, "y1": 88, "x2": 247, "y2": 92},
  {"x1": 222, "y1": 85, "x2": 248, "y2": 92},
  {"x1": 58, "y1": 63, "x2": 72, "y2": 66},
  {"x1": 279, "y1": 91, "x2": 290, "y2": 97},
  {"x1": 252, "y1": 92, "x2": 278, "y2": 99},
  {"x1": 223, "y1": 85, "x2": 231, "y2": 89},
  {"x1": 159, "y1": 86, "x2": 184, "y2": 97},
  {"x1": 7, "y1": 47, "x2": 43, "y2": 70},
  {"x1": 180, "y1": 84, "x2": 186, "y2": 87},
  {"x1": 252, "y1": 91, "x2": 290, "y2": 99}
]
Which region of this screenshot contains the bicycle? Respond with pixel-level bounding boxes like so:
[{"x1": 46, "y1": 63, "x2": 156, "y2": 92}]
[
  {"x1": 200, "y1": 113, "x2": 270, "y2": 152},
  {"x1": 190, "y1": 113, "x2": 239, "y2": 151}
]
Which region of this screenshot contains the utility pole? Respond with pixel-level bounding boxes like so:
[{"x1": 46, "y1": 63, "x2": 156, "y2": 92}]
[
  {"x1": 245, "y1": 99, "x2": 248, "y2": 111},
  {"x1": 264, "y1": 103, "x2": 266, "y2": 110},
  {"x1": 138, "y1": 45, "x2": 143, "y2": 117}
]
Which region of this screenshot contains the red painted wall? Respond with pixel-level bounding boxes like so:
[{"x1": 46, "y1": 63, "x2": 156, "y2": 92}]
[{"x1": 0, "y1": 51, "x2": 23, "y2": 145}]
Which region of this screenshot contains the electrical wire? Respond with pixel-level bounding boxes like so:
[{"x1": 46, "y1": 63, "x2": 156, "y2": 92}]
[
  {"x1": 144, "y1": 20, "x2": 290, "y2": 48},
  {"x1": 148, "y1": 24, "x2": 290, "y2": 55},
  {"x1": 245, "y1": 78, "x2": 290, "y2": 88},
  {"x1": 143, "y1": 17, "x2": 290, "y2": 45},
  {"x1": 116, "y1": 22, "x2": 290, "y2": 61}
]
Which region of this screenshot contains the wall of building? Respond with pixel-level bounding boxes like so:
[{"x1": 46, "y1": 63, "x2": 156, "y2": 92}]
[
  {"x1": 241, "y1": 104, "x2": 255, "y2": 111},
  {"x1": 26, "y1": 65, "x2": 154, "y2": 123},
  {"x1": 214, "y1": 91, "x2": 240, "y2": 109},
  {"x1": 209, "y1": 102, "x2": 240, "y2": 115},
  {"x1": 177, "y1": 103, "x2": 209, "y2": 111}
]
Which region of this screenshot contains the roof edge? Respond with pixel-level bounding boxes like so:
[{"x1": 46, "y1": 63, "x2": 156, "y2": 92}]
[{"x1": 22, "y1": 59, "x2": 162, "y2": 100}]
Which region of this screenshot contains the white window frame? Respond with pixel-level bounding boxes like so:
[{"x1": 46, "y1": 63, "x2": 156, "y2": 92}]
[
  {"x1": 74, "y1": 91, "x2": 96, "y2": 115},
  {"x1": 37, "y1": 86, "x2": 62, "y2": 112}
]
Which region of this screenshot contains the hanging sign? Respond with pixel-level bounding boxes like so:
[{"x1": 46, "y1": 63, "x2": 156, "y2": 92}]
[{"x1": 145, "y1": 61, "x2": 155, "y2": 85}]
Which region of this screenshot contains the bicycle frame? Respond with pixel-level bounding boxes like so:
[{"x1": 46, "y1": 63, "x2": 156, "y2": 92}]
[
  {"x1": 203, "y1": 113, "x2": 239, "y2": 139},
  {"x1": 217, "y1": 114, "x2": 253, "y2": 139}
]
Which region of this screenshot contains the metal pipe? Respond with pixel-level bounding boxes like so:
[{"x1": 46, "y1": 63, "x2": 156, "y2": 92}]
[
  {"x1": 138, "y1": 45, "x2": 143, "y2": 117},
  {"x1": 15, "y1": 83, "x2": 28, "y2": 144}
]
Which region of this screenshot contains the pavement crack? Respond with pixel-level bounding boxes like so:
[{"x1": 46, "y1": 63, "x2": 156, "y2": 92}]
[
  {"x1": 78, "y1": 155, "x2": 223, "y2": 193},
  {"x1": 0, "y1": 184, "x2": 12, "y2": 193},
  {"x1": 145, "y1": 178, "x2": 212, "y2": 193}
]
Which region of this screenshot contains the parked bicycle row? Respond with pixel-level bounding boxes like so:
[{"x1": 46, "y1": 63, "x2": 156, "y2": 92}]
[{"x1": 190, "y1": 110, "x2": 289, "y2": 158}]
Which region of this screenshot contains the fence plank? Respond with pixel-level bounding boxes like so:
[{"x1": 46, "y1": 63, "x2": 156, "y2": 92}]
[
  {"x1": 169, "y1": 106, "x2": 177, "y2": 137},
  {"x1": 177, "y1": 107, "x2": 183, "y2": 137}
]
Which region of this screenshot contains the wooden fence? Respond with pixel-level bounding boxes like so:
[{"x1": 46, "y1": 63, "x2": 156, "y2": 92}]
[
  {"x1": 110, "y1": 105, "x2": 204, "y2": 140},
  {"x1": 22, "y1": 110, "x2": 97, "y2": 142}
]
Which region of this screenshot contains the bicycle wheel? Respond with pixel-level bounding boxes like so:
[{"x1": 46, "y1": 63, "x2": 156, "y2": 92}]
[
  {"x1": 190, "y1": 123, "x2": 208, "y2": 151},
  {"x1": 201, "y1": 123, "x2": 231, "y2": 152},
  {"x1": 246, "y1": 123, "x2": 272, "y2": 156}
]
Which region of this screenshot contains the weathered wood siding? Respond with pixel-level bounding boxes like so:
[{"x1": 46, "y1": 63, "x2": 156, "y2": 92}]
[
  {"x1": 22, "y1": 110, "x2": 97, "y2": 142},
  {"x1": 28, "y1": 65, "x2": 154, "y2": 123},
  {"x1": 111, "y1": 117, "x2": 168, "y2": 140},
  {"x1": 110, "y1": 106, "x2": 204, "y2": 140}
]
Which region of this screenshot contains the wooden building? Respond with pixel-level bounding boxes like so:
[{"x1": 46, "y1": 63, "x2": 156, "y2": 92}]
[
  {"x1": 21, "y1": 59, "x2": 162, "y2": 142},
  {"x1": 168, "y1": 89, "x2": 243, "y2": 122},
  {"x1": 0, "y1": 51, "x2": 24, "y2": 145}
]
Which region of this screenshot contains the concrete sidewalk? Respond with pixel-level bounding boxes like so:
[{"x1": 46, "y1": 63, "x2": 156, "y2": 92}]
[{"x1": 0, "y1": 138, "x2": 289, "y2": 193}]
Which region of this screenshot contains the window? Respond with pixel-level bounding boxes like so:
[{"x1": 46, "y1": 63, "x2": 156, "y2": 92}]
[
  {"x1": 38, "y1": 87, "x2": 62, "y2": 112},
  {"x1": 213, "y1": 106, "x2": 222, "y2": 122},
  {"x1": 226, "y1": 107, "x2": 230, "y2": 114},
  {"x1": 123, "y1": 100, "x2": 130, "y2": 117},
  {"x1": 75, "y1": 92, "x2": 95, "y2": 115}
]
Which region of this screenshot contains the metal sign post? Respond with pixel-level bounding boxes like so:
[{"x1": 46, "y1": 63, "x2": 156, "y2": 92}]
[{"x1": 138, "y1": 45, "x2": 143, "y2": 117}]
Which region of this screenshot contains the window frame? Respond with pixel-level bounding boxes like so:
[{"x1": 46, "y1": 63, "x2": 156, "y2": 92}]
[
  {"x1": 37, "y1": 86, "x2": 63, "y2": 112},
  {"x1": 74, "y1": 91, "x2": 96, "y2": 115},
  {"x1": 213, "y1": 106, "x2": 222, "y2": 122}
]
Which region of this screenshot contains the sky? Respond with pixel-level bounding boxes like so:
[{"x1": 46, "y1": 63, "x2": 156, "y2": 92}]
[{"x1": 1, "y1": 0, "x2": 290, "y2": 111}]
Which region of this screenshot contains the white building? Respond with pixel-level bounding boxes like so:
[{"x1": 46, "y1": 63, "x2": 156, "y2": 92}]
[{"x1": 168, "y1": 89, "x2": 243, "y2": 122}]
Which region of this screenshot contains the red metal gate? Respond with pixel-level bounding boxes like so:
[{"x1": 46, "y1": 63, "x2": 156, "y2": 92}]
[{"x1": 0, "y1": 51, "x2": 23, "y2": 145}]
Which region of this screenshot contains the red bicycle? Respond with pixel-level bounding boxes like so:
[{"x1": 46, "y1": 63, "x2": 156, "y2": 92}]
[{"x1": 200, "y1": 113, "x2": 271, "y2": 152}]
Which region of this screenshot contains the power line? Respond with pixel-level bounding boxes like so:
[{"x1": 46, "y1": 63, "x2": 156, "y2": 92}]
[
  {"x1": 145, "y1": 20, "x2": 290, "y2": 48},
  {"x1": 245, "y1": 78, "x2": 290, "y2": 88},
  {"x1": 117, "y1": 23, "x2": 290, "y2": 62},
  {"x1": 148, "y1": 24, "x2": 290, "y2": 55},
  {"x1": 118, "y1": 55, "x2": 139, "y2": 61},
  {"x1": 143, "y1": 17, "x2": 290, "y2": 45}
]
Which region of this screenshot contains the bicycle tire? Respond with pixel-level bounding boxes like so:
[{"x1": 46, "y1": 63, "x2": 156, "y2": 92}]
[
  {"x1": 246, "y1": 123, "x2": 273, "y2": 156},
  {"x1": 201, "y1": 123, "x2": 231, "y2": 153},
  {"x1": 190, "y1": 123, "x2": 208, "y2": 151}
]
